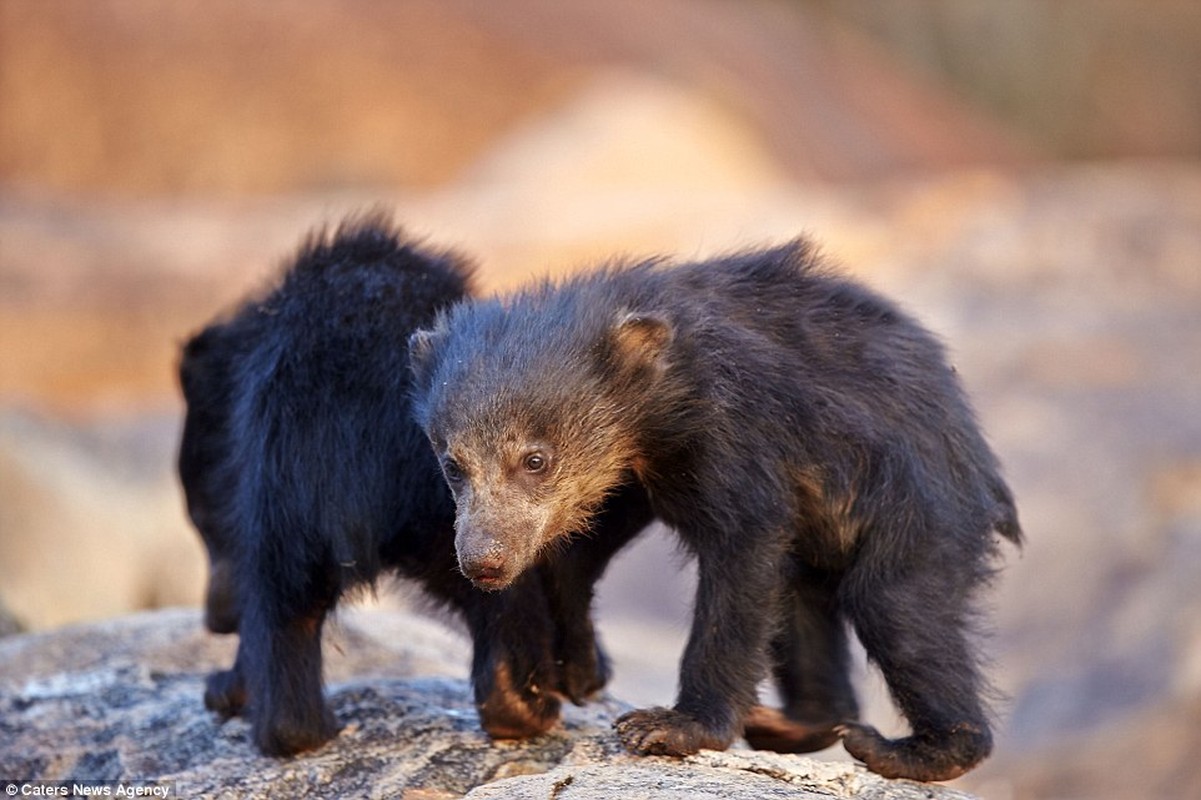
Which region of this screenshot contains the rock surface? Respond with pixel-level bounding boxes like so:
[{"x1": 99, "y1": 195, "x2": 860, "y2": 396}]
[
  {"x1": 0, "y1": 608, "x2": 974, "y2": 799},
  {"x1": 0, "y1": 607, "x2": 975, "y2": 792}
]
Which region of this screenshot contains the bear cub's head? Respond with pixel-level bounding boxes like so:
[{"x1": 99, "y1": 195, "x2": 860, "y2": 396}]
[{"x1": 408, "y1": 292, "x2": 673, "y2": 590}]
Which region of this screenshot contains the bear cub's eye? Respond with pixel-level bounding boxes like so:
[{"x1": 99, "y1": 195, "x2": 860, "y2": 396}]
[
  {"x1": 442, "y1": 459, "x2": 466, "y2": 485},
  {"x1": 522, "y1": 451, "x2": 549, "y2": 474}
]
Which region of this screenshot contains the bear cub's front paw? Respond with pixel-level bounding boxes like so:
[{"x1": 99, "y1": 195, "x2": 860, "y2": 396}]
[
  {"x1": 477, "y1": 658, "x2": 562, "y2": 739},
  {"x1": 614, "y1": 706, "x2": 731, "y2": 756}
]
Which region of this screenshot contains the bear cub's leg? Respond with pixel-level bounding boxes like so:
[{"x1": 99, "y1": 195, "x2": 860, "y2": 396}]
[
  {"x1": 459, "y1": 572, "x2": 564, "y2": 740},
  {"x1": 231, "y1": 583, "x2": 340, "y2": 757},
  {"x1": 744, "y1": 564, "x2": 859, "y2": 753},
  {"x1": 615, "y1": 530, "x2": 789, "y2": 756},
  {"x1": 836, "y1": 545, "x2": 995, "y2": 781}
]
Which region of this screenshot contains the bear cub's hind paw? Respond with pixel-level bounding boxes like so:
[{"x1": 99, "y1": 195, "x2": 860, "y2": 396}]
[
  {"x1": 203, "y1": 668, "x2": 246, "y2": 719},
  {"x1": 254, "y1": 706, "x2": 340, "y2": 758},
  {"x1": 837, "y1": 721, "x2": 990, "y2": 782}
]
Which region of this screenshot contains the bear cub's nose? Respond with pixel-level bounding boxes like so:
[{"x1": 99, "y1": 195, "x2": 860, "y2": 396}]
[{"x1": 460, "y1": 550, "x2": 508, "y2": 588}]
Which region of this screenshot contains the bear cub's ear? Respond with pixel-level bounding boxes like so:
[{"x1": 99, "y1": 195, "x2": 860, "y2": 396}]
[
  {"x1": 408, "y1": 325, "x2": 445, "y2": 383},
  {"x1": 610, "y1": 311, "x2": 674, "y2": 373}
]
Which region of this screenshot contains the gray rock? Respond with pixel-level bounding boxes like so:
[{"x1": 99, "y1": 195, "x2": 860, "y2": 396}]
[
  {"x1": 0, "y1": 608, "x2": 974, "y2": 799},
  {"x1": 470, "y1": 751, "x2": 977, "y2": 800}
]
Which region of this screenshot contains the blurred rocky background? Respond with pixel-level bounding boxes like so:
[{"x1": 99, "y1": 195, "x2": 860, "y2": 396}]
[{"x1": 1, "y1": 1, "x2": 1199, "y2": 798}]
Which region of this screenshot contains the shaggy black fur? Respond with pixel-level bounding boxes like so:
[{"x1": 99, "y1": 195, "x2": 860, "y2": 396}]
[
  {"x1": 409, "y1": 241, "x2": 1022, "y2": 782},
  {"x1": 177, "y1": 215, "x2": 646, "y2": 756}
]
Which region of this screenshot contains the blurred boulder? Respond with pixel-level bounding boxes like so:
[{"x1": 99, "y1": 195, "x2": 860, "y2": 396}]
[{"x1": 0, "y1": 410, "x2": 204, "y2": 629}]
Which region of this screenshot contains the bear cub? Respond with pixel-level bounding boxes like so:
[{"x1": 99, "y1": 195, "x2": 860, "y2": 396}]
[
  {"x1": 178, "y1": 215, "x2": 647, "y2": 755},
  {"x1": 409, "y1": 240, "x2": 1022, "y2": 782}
]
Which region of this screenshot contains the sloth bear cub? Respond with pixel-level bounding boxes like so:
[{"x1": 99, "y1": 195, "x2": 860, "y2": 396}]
[
  {"x1": 178, "y1": 216, "x2": 647, "y2": 755},
  {"x1": 409, "y1": 240, "x2": 1022, "y2": 781}
]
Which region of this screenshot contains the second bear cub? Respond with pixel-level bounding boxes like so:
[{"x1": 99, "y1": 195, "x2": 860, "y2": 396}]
[
  {"x1": 179, "y1": 216, "x2": 647, "y2": 755},
  {"x1": 409, "y1": 241, "x2": 1022, "y2": 782}
]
